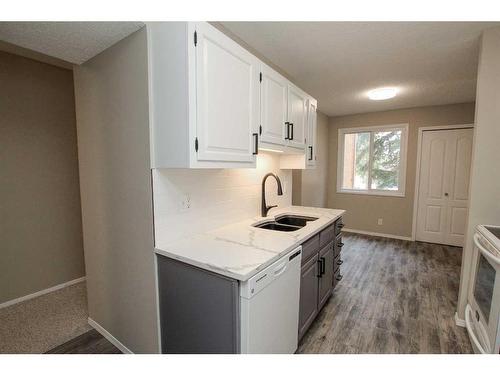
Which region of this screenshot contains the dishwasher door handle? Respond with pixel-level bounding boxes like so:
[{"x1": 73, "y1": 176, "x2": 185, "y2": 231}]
[{"x1": 273, "y1": 261, "x2": 288, "y2": 277}]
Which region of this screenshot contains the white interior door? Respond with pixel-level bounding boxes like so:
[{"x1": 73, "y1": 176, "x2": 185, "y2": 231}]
[
  {"x1": 416, "y1": 128, "x2": 473, "y2": 246},
  {"x1": 286, "y1": 84, "x2": 307, "y2": 149},
  {"x1": 260, "y1": 65, "x2": 287, "y2": 146},
  {"x1": 195, "y1": 23, "x2": 259, "y2": 164}
]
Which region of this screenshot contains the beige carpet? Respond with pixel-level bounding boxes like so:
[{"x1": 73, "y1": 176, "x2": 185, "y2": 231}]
[{"x1": 0, "y1": 281, "x2": 91, "y2": 353}]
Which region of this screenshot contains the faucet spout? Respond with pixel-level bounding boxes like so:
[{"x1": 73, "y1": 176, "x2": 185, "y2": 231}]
[{"x1": 261, "y1": 173, "x2": 283, "y2": 217}]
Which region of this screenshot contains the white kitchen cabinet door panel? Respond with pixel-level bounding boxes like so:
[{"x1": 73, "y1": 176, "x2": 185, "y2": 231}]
[
  {"x1": 260, "y1": 65, "x2": 287, "y2": 146},
  {"x1": 286, "y1": 84, "x2": 307, "y2": 150},
  {"x1": 306, "y1": 99, "x2": 317, "y2": 167},
  {"x1": 195, "y1": 22, "x2": 259, "y2": 164}
]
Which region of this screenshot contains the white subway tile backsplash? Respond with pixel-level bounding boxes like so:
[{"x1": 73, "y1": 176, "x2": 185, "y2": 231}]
[{"x1": 152, "y1": 152, "x2": 292, "y2": 247}]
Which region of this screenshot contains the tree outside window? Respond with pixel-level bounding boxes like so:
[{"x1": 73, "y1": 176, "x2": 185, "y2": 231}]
[{"x1": 339, "y1": 125, "x2": 407, "y2": 196}]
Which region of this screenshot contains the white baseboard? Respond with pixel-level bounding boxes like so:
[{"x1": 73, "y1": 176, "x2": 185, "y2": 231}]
[
  {"x1": 0, "y1": 276, "x2": 86, "y2": 310},
  {"x1": 455, "y1": 312, "x2": 466, "y2": 327},
  {"x1": 88, "y1": 317, "x2": 133, "y2": 354},
  {"x1": 342, "y1": 228, "x2": 412, "y2": 242}
]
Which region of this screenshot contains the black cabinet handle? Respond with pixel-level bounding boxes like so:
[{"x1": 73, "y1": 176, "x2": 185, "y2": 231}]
[
  {"x1": 336, "y1": 259, "x2": 343, "y2": 266},
  {"x1": 317, "y1": 259, "x2": 322, "y2": 278},
  {"x1": 284, "y1": 122, "x2": 290, "y2": 140},
  {"x1": 336, "y1": 274, "x2": 343, "y2": 281},
  {"x1": 252, "y1": 133, "x2": 258, "y2": 155},
  {"x1": 320, "y1": 257, "x2": 326, "y2": 275},
  {"x1": 338, "y1": 242, "x2": 344, "y2": 248},
  {"x1": 338, "y1": 223, "x2": 345, "y2": 229},
  {"x1": 308, "y1": 146, "x2": 313, "y2": 160},
  {"x1": 290, "y1": 123, "x2": 294, "y2": 140}
]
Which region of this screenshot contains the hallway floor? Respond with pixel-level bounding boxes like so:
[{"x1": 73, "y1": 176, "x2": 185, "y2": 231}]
[
  {"x1": 0, "y1": 282, "x2": 91, "y2": 353},
  {"x1": 297, "y1": 233, "x2": 472, "y2": 353}
]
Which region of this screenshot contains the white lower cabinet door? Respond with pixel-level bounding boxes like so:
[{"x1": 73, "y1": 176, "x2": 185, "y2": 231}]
[
  {"x1": 195, "y1": 22, "x2": 259, "y2": 164},
  {"x1": 286, "y1": 84, "x2": 308, "y2": 150},
  {"x1": 416, "y1": 128, "x2": 473, "y2": 246},
  {"x1": 260, "y1": 65, "x2": 287, "y2": 146}
]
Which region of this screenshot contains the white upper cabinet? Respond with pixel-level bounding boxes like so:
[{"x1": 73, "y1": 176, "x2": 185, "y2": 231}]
[
  {"x1": 148, "y1": 22, "x2": 258, "y2": 168},
  {"x1": 260, "y1": 65, "x2": 288, "y2": 146},
  {"x1": 306, "y1": 98, "x2": 318, "y2": 167},
  {"x1": 286, "y1": 84, "x2": 308, "y2": 150},
  {"x1": 279, "y1": 95, "x2": 318, "y2": 170},
  {"x1": 148, "y1": 22, "x2": 316, "y2": 169},
  {"x1": 195, "y1": 22, "x2": 260, "y2": 164}
]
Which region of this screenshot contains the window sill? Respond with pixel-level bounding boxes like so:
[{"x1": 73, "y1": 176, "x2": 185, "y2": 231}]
[{"x1": 337, "y1": 189, "x2": 405, "y2": 198}]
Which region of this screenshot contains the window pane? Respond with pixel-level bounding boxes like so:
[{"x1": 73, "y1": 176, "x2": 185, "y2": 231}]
[
  {"x1": 342, "y1": 132, "x2": 370, "y2": 190},
  {"x1": 371, "y1": 130, "x2": 402, "y2": 190}
]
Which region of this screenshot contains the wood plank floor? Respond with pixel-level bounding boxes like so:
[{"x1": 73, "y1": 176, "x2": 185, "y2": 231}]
[
  {"x1": 297, "y1": 233, "x2": 472, "y2": 354},
  {"x1": 45, "y1": 329, "x2": 121, "y2": 354}
]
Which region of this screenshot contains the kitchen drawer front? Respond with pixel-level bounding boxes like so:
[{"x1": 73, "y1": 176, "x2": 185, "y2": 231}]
[
  {"x1": 301, "y1": 234, "x2": 320, "y2": 264},
  {"x1": 334, "y1": 236, "x2": 344, "y2": 259},
  {"x1": 319, "y1": 224, "x2": 336, "y2": 248},
  {"x1": 334, "y1": 253, "x2": 343, "y2": 274},
  {"x1": 334, "y1": 217, "x2": 344, "y2": 237},
  {"x1": 333, "y1": 268, "x2": 342, "y2": 289}
]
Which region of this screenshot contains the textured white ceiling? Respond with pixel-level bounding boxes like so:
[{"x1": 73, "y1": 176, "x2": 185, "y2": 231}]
[
  {"x1": 0, "y1": 22, "x2": 144, "y2": 65},
  {"x1": 221, "y1": 22, "x2": 500, "y2": 116}
]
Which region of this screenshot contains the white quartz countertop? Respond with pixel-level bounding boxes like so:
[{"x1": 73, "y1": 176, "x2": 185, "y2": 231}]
[{"x1": 154, "y1": 206, "x2": 345, "y2": 281}]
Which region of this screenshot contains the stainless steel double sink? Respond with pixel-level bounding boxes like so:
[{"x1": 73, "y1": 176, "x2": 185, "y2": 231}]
[{"x1": 253, "y1": 214, "x2": 318, "y2": 232}]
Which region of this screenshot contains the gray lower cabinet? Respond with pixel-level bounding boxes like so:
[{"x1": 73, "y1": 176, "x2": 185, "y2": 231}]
[
  {"x1": 298, "y1": 216, "x2": 344, "y2": 341},
  {"x1": 318, "y1": 243, "x2": 335, "y2": 310},
  {"x1": 157, "y1": 255, "x2": 240, "y2": 353},
  {"x1": 298, "y1": 254, "x2": 320, "y2": 340}
]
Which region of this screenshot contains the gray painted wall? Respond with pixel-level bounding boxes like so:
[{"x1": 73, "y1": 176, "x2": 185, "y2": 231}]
[
  {"x1": 73, "y1": 27, "x2": 158, "y2": 353},
  {"x1": 327, "y1": 102, "x2": 475, "y2": 238},
  {"x1": 0, "y1": 50, "x2": 85, "y2": 304}
]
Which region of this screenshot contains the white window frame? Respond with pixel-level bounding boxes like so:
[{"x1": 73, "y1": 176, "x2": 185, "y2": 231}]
[{"x1": 337, "y1": 124, "x2": 409, "y2": 197}]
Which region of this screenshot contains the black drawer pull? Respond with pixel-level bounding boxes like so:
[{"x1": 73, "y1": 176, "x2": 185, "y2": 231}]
[
  {"x1": 336, "y1": 274, "x2": 343, "y2": 281},
  {"x1": 284, "y1": 122, "x2": 290, "y2": 140},
  {"x1": 252, "y1": 133, "x2": 258, "y2": 155},
  {"x1": 308, "y1": 146, "x2": 313, "y2": 161},
  {"x1": 336, "y1": 259, "x2": 343, "y2": 265},
  {"x1": 338, "y1": 242, "x2": 344, "y2": 247},
  {"x1": 320, "y1": 257, "x2": 326, "y2": 275},
  {"x1": 338, "y1": 223, "x2": 345, "y2": 229},
  {"x1": 317, "y1": 259, "x2": 322, "y2": 278},
  {"x1": 289, "y1": 123, "x2": 294, "y2": 140}
]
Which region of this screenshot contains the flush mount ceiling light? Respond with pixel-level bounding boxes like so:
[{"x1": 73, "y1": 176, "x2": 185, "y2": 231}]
[{"x1": 367, "y1": 87, "x2": 398, "y2": 101}]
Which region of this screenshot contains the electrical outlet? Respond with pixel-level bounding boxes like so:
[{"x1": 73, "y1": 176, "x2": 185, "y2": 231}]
[
  {"x1": 179, "y1": 194, "x2": 191, "y2": 212},
  {"x1": 377, "y1": 218, "x2": 383, "y2": 226}
]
